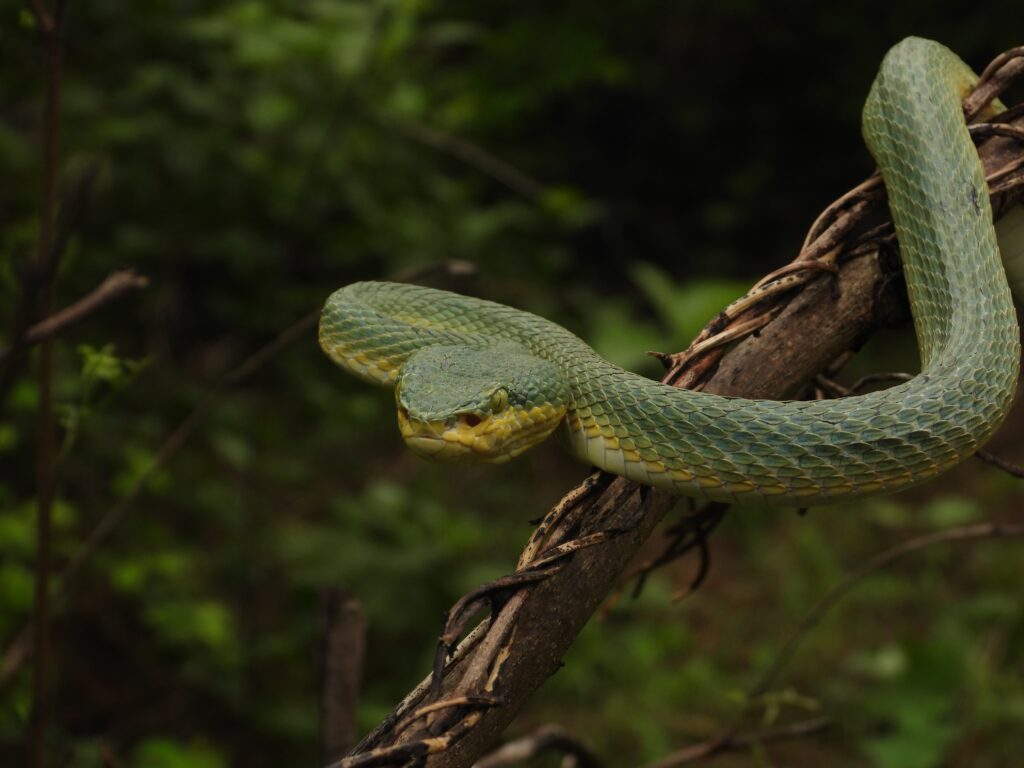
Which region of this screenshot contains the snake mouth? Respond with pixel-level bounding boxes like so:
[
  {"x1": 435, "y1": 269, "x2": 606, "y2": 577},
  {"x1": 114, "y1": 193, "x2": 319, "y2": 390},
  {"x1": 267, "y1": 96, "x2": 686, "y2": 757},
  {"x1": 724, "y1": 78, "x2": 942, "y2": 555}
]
[
  {"x1": 396, "y1": 404, "x2": 566, "y2": 464},
  {"x1": 404, "y1": 433, "x2": 451, "y2": 457}
]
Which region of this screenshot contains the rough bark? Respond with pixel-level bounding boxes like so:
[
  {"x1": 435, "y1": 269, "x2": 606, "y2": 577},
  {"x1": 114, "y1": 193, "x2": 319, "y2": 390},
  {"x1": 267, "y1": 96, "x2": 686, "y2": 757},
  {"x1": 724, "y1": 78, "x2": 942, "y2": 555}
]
[{"x1": 429, "y1": 251, "x2": 902, "y2": 768}]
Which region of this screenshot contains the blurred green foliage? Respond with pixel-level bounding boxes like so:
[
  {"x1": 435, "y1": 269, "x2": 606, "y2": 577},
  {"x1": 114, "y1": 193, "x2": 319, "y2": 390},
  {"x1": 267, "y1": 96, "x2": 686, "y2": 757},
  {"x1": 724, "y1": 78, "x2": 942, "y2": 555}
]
[{"x1": 1, "y1": 1, "x2": 1023, "y2": 766}]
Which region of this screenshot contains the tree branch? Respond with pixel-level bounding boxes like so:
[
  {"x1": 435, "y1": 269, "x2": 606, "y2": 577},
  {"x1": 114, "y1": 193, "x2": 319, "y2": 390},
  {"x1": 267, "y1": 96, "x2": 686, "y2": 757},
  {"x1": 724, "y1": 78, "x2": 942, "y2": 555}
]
[
  {"x1": 27, "y1": 1, "x2": 64, "y2": 765},
  {"x1": 644, "y1": 716, "x2": 833, "y2": 768},
  {"x1": 383, "y1": 116, "x2": 545, "y2": 201},
  {"x1": 0, "y1": 270, "x2": 149, "y2": 365},
  {"x1": 0, "y1": 161, "x2": 101, "y2": 418},
  {"x1": 321, "y1": 590, "x2": 367, "y2": 763},
  {"x1": 418, "y1": 242, "x2": 900, "y2": 768},
  {"x1": 474, "y1": 724, "x2": 602, "y2": 768}
]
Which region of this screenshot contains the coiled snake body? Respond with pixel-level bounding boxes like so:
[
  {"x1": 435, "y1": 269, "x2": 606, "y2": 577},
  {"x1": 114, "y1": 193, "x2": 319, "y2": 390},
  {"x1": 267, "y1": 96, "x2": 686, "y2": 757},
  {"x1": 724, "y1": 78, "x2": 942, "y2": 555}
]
[{"x1": 320, "y1": 38, "x2": 1020, "y2": 505}]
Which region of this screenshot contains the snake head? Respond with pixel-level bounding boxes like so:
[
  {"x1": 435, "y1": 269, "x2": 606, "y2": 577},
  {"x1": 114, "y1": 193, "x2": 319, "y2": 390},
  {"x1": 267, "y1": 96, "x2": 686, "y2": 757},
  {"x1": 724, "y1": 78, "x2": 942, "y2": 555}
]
[{"x1": 394, "y1": 344, "x2": 568, "y2": 464}]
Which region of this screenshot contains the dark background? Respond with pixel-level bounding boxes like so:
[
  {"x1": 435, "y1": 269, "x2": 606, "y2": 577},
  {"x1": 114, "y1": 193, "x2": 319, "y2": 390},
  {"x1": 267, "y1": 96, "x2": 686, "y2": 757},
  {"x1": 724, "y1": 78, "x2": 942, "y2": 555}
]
[{"x1": 2, "y1": 2, "x2": 1023, "y2": 766}]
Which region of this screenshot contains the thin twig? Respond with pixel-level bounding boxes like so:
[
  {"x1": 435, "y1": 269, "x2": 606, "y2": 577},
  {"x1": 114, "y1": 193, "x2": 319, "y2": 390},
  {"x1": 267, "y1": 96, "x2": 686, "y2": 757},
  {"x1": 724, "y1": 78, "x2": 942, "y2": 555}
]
[
  {"x1": 644, "y1": 715, "x2": 833, "y2": 768},
  {"x1": 393, "y1": 695, "x2": 501, "y2": 740},
  {"x1": 801, "y1": 174, "x2": 882, "y2": 252},
  {"x1": 652, "y1": 525, "x2": 1024, "y2": 767},
  {"x1": 617, "y1": 502, "x2": 727, "y2": 601},
  {"x1": 967, "y1": 46, "x2": 1024, "y2": 121},
  {"x1": 975, "y1": 448, "x2": 1024, "y2": 478},
  {"x1": 321, "y1": 590, "x2": 367, "y2": 763},
  {"x1": 29, "y1": 0, "x2": 55, "y2": 33},
  {"x1": 969, "y1": 122, "x2": 1024, "y2": 143},
  {"x1": 474, "y1": 724, "x2": 603, "y2": 768},
  {"x1": 747, "y1": 522, "x2": 1024, "y2": 709},
  {"x1": 0, "y1": 161, "x2": 100, "y2": 423},
  {"x1": 386, "y1": 116, "x2": 545, "y2": 201},
  {"x1": 0, "y1": 270, "x2": 149, "y2": 364},
  {"x1": 27, "y1": 1, "x2": 64, "y2": 764}
]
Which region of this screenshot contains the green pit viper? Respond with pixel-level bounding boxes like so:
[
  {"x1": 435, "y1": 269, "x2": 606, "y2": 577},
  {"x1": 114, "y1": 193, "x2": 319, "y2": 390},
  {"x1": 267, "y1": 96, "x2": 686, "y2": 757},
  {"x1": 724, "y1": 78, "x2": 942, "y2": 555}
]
[{"x1": 319, "y1": 38, "x2": 1021, "y2": 506}]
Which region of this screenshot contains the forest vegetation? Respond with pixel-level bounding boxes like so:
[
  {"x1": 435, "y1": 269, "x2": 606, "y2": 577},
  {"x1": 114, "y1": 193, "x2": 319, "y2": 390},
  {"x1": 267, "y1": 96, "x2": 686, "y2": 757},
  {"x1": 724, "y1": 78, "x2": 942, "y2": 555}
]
[{"x1": 2, "y1": 2, "x2": 1023, "y2": 766}]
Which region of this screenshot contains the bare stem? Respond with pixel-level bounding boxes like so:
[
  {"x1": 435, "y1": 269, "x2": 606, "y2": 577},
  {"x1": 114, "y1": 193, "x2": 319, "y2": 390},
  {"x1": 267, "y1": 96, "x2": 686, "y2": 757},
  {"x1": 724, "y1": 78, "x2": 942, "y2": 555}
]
[
  {"x1": 975, "y1": 448, "x2": 1024, "y2": 478},
  {"x1": 644, "y1": 716, "x2": 833, "y2": 768},
  {"x1": 475, "y1": 725, "x2": 602, "y2": 768},
  {"x1": 321, "y1": 590, "x2": 368, "y2": 762},
  {"x1": 28, "y1": 2, "x2": 64, "y2": 765},
  {"x1": 0, "y1": 270, "x2": 149, "y2": 364}
]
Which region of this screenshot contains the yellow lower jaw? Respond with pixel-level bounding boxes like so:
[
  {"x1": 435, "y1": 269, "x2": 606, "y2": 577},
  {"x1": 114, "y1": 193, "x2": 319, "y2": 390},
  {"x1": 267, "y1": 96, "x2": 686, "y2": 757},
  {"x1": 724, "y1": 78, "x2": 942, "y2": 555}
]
[
  {"x1": 397, "y1": 404, "x2": 566, "y2": 464},
  {"x1": 404, "y1": 434, "x2": 482, "y2": 463}
]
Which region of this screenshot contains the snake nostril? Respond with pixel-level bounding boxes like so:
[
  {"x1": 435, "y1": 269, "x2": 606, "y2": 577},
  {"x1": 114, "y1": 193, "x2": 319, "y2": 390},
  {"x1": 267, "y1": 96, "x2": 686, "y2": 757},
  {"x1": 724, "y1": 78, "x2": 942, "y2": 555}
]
[
  {"x1": 461, "y1": 414, "x2": 482, "y2": 428},
  {"x1": 399, "y1": 407, "x2": 409, "y2": 421}
]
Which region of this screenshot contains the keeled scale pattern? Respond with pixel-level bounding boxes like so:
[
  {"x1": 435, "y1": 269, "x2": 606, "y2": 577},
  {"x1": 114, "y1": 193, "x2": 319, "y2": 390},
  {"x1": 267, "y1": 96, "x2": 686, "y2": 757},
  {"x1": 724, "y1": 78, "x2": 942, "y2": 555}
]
[{"x1": 319, "y1": 38, "x2": 1019, "y2": 506}]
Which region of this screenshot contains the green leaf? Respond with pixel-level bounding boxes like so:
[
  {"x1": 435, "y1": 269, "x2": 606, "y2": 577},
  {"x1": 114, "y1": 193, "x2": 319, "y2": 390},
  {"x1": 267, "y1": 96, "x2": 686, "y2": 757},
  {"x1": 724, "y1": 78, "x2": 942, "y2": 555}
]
[
  {"x1": 245, "y1": 92, "x2": 295, "y2": 133},
  {"x1": 922, "y1": 495, "x2": 982, "y2": 526},
  {"x1": 78, "y1": 343, "x2": 123, "y2": 384},
  {"x1": 132, "y1": 738, "x2": 226, "y2": 768},
  {"x1": 0, "y1": 423, "x2": 17, "y2": 453},
  {"x1": 630, "y1": 263, "x2": 748, "y2": 347},
  {"x1": 144, "y1": 599, "x2": 236, "y2": 651},
  {"x1": 583, "y1": 300, "x2": 663, "y2": 372}
]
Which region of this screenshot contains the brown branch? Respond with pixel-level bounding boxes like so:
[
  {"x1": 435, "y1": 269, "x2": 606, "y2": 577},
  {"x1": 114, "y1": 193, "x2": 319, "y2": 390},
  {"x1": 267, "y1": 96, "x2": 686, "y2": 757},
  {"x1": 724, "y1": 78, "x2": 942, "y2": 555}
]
[
  {"x1": 966, "y1": 46, "x2": 1024, "y2": 121},
  {"x1": 28, "y1": 1, "x2": 64, "y2": 765},
  {"x1": 28, "y1": 0, "x2": 55, "y2": 34},
  {"x1": 644, "y1": 716, "x2": 833, "y2": 768},
  {"x1": 474, "y1": 725, "x2": 602, "y2": 768},
  {"x1": 335, "y1": 43, "x2": 1024, "y2": 768},
  {"x1": 384, "y1": 116, "x2": 545, "y2": 201},
  {"x1": 0, "y1": 161, "x2": 101, "y2": 419},
  {"x1": 342, "y1": 223, "x2": 907, "y2": 768},
  {"x1": 975, "y1": 448, "x2": 1024, "y2": 478},
  {"x1": 321, "y1": 590, "x2": 368, "y2": 763},
  {"x1": 0, "y1": 270, "x2": 149, "y2": 365}
]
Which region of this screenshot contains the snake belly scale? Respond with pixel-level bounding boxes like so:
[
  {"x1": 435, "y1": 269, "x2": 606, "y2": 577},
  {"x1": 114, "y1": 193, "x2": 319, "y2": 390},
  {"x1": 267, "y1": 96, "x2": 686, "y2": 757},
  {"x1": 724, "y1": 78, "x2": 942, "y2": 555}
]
[{"x1": 319, "y1": 38, "x2": 1020, "y2": 506}]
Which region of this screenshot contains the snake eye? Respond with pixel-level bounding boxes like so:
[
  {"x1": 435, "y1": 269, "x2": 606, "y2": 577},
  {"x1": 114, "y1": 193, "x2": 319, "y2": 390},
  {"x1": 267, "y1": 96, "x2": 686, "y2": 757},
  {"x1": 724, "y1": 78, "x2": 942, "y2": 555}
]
[{"x1": 490, "y1": 388, "x2": 509, "y2": 413}]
